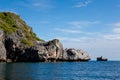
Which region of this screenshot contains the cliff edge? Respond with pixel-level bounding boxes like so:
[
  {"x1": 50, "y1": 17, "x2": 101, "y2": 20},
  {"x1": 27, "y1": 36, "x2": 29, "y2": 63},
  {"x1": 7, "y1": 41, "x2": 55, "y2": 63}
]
[{"x1": 0, "y1": 12, "x2": 90, "y2": 62}]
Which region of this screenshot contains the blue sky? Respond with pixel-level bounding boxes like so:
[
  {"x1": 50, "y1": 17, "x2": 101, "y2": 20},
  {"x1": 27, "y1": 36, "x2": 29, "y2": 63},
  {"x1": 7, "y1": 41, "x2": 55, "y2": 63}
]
[{"x1": 0, "y1": 0, "x2": 120, "y2": 60}]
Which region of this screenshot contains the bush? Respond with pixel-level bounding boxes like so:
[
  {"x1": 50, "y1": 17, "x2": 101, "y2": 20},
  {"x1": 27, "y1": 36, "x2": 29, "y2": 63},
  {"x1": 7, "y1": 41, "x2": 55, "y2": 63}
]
[
  {"x1": 20, "y1": 38, "x2": 33, "y2": 46},
  {"x1": 0, "y1": 12, "x2": 17, "y2": 34}
]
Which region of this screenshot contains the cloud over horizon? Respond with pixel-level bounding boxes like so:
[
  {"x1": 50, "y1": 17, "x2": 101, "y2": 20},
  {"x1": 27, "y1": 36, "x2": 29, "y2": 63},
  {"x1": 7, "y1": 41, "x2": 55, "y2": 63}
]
[
  {"x1": 73, "y1": 0, "x2": 93, "y2": 8},
  {"x1": 68, "y1": 21, "x2": 100, "y2": 28}
]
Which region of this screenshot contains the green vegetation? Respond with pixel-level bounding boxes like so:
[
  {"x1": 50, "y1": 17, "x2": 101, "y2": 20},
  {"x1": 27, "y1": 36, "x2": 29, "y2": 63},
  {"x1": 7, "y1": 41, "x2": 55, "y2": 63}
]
[
  {"x1": 20, "y1": 38, "x2": 33, "y2": 46},
  {"x1": 0, "y1": 21, "x2": 16, "y2": 34},
  {"x1": 0, "y1": 12, "x2": 18, "y2": 34},
  {"x1": 0, "y1": 12, "x2": 16, "y2": 25},
  {"x1": 0, "y1": 12, "x2": 44, "y2": 46}
]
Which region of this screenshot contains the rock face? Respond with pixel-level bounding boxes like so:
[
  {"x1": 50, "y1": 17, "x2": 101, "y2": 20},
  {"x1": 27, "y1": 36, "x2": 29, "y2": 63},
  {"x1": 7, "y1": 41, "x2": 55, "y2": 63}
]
[
  {"x1": 0, "y1": 12, "x2": 90, "y2": 62},
  {"x1": 0, "y1": 30, "x2": 6, "y2": 61},
  {"x1": 16, "y1": 39, "x2": 64, "y2": 62},
  {"x1": 62, "y1": 48, "x2": 90, "y2": 61},
  {"x1": 3, "y1": 38, "x2": 90, "y2": 62}
]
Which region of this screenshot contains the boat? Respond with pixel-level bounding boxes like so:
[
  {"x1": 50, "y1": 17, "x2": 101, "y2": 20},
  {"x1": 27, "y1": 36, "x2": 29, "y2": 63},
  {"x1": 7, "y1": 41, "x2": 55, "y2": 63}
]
[{"x1": 97, "y1": 56, "x2": 108, "y2": 61}]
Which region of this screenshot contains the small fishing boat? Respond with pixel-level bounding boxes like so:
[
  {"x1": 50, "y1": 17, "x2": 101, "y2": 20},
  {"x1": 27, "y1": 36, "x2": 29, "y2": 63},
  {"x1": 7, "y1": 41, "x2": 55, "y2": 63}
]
[{"x1": 97, "y1": 56, "x2": 108, "y2": 61}]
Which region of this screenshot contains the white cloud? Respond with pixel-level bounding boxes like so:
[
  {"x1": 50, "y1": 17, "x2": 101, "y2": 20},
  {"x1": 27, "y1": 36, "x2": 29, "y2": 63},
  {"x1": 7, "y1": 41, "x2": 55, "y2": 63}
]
[
  {"x1": 113, "y1": 22, "x2": 120, "y2": 27},
  {"x1": 55, "y1": 28, "x2": 97, "y2": 35},
  {"x1": 55, "y1": 28, "x2": 81, "y2": 34},
  {"x1": 110, "y1": 22, "x2": 120, "y2": 27},
  {"x1": 104, "y1": 34, "x2": 120, "y2": 40},
  {"x1": 113, "y1": 28, "x2": 120, "y2": 33},
  {"x1": 32, "y1": 3, "x2": 49, "y2": 8},
  {"x1": 73, "y1": 0, "x2": 93, "y2": 8},
  {"x1": 31, "y1": 0, "x2": 53, "y2": 8},
  {"x1": 68, "y1": 21, "x2": 99, "y2": 28},
  {"x1": 103, "y1": 22, "x2": 120, "y2": 40},
  {"x1": 19, "y1": 0, "x2": 53, "y2": 9},
  {"x1": 55, "y1": 36, "x2": 97, "y2": 42},
  {"x1": 103, "y1": 28, "x2": 120, "y2": 40}
]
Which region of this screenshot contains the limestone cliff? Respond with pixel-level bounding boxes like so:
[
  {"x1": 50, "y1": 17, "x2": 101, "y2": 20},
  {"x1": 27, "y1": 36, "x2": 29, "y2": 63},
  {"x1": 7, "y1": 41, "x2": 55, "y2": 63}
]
[{"x1": 0, "y1": 12, "x2": 90, "y2": 62}]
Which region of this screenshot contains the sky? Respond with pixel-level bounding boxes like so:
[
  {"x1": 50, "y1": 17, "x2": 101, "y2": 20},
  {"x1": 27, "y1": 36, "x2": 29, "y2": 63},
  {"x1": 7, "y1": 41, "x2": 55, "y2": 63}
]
[{"x1": 0, "y1": 0, "x2": 120, "y2": 60}]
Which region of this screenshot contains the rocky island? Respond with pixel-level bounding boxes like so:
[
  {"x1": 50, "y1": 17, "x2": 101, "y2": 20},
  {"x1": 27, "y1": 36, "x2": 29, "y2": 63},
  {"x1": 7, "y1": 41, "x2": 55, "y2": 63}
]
[{"x1": 0, "y1": 12, "x2": 90, "y2": 62}]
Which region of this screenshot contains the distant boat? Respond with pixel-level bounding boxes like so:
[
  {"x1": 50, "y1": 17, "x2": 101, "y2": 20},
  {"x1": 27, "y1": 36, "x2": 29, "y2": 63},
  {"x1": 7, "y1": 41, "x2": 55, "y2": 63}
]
[{"x1": 97, "y1": 56, "x2": 108, "y2": 61}]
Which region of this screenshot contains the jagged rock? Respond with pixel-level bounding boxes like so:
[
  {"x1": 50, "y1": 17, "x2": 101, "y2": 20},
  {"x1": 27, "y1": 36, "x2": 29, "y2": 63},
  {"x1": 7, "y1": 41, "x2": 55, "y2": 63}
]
[
  {"x1": 0, "y1": 12, "x2": 90, "y2": 62},
  {"x1": 3, "y1": 37, "x2": 90, "y2": 62},
  {"x1": 16, "y1": 39, "x2": 63, "y2": 62},
  {"x1": 0, "y1": 30, "x2": 6, "y2": 61},
  {"x1": 61, "y1": 48, "x2": 90, "y2": 61}
]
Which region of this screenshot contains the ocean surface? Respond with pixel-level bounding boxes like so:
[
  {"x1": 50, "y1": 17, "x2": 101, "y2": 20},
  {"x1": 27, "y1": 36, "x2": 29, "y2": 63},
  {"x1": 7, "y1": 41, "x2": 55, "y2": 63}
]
[{"x1": 0, "y1": 61, "x2": 120, "y2": 80}]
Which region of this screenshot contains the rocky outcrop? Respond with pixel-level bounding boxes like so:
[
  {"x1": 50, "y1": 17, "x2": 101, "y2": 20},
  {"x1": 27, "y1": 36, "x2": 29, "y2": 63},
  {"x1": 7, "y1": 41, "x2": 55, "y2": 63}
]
[
  {"x1": 0, "y1": 12, "x2": 90, "y2": 62},
  {"x1": 61, "y1": 48, "x2": 90, "y2": 61},
  {"x1": 15, "y1": 39, "x2": 63, "y2": 62},
  {"x1": 10, "y1": 39, "x2": 90, "y2": 62},
  {"x1": 3, "y1": 38, "x2": 90, "y2": 62},
  {"x1": 0, "y1": 30, "x2": 6, "y2": 61}
]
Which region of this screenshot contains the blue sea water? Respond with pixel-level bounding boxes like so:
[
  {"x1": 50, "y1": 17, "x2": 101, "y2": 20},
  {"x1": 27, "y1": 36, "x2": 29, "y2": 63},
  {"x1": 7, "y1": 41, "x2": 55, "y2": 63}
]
[{"x1": 0, "y1": 61, "x2": 120, "y2": 80}]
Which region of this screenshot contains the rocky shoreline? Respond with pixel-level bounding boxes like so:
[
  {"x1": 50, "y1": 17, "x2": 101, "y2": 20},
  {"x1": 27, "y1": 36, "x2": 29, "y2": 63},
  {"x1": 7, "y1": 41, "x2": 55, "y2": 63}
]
[{"x1": 0, "y1": 12, "x2": 90, "y2": 62}]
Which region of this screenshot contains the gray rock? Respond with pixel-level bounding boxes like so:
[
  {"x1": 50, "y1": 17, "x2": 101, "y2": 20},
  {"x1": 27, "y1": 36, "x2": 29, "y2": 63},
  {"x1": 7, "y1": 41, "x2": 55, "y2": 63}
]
[
  {"x1": 62, "y1": 48, "x2": 90, "y2": 61},
  {"x1": 1, "y1": 34, "x2": 90, "y2": 62},
  {"x1": 16, "y1": 39, "x2": 64, "y2": 62},
  {"x1": 0, "y1": 30, "x2": 6, "y2": 61}
]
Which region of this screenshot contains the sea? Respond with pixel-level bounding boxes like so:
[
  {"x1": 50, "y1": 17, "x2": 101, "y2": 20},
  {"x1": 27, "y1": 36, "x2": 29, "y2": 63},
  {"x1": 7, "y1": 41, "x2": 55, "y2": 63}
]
[{"x1": 0, "y1": 61, "x2": 120, "y2": 80}]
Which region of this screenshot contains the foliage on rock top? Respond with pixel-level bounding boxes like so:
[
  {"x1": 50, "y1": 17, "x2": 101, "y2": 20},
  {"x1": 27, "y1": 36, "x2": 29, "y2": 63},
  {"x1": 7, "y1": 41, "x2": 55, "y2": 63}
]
[{"x1": 0, "y1": 12, "x2": 44, "y2": 46}]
